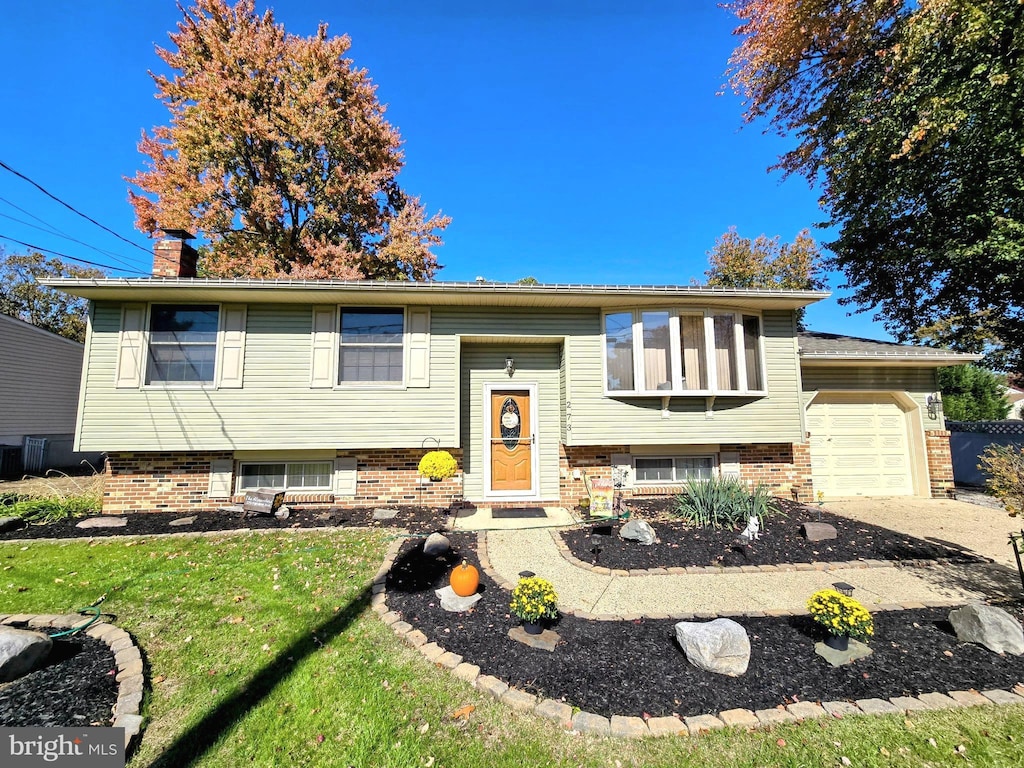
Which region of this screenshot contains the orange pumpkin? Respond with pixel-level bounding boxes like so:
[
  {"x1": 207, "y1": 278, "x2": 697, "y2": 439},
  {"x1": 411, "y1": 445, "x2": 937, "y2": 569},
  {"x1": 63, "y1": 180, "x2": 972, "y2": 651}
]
[{"x1": 450, "y1": 560, "x2": 479, "y2": 597}]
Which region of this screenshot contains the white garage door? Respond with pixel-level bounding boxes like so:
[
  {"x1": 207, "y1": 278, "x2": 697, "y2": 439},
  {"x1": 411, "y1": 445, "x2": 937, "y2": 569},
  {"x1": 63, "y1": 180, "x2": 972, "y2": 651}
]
[{"x1": 807, "y1": 394, "x2": 913, "y2": 497}]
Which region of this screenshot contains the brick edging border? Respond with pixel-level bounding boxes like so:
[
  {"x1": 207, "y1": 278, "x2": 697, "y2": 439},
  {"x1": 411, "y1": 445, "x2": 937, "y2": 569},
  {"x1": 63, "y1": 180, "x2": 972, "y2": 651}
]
[
  {"x1": 0, "y1": 613, "x2": 144, "y2": 750},
  {"x1": 372, "y1": 535, "x2": 1024, "y2": 738},
  {"x1": 548, "y1": 529, "x2": 992, "y2": 580}
]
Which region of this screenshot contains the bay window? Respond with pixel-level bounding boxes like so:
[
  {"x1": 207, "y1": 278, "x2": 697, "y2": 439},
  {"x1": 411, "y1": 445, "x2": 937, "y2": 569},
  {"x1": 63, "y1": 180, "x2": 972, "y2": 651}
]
[{"x1": 603, "y1": 309, "x2": 765, "y2": 395}]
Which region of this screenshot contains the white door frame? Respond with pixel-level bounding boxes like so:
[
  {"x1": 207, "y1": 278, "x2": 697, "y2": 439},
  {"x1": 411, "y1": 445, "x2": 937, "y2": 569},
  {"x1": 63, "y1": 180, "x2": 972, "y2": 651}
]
[{"x1": 482, "y1": 382, "x2": 539, "y2": 500}]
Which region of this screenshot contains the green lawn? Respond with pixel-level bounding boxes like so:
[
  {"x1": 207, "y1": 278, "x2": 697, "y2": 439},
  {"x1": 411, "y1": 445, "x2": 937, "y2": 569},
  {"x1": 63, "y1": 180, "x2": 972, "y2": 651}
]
[{"x1": 3, "y1": 530, "x2": 1023, "y2": 768}]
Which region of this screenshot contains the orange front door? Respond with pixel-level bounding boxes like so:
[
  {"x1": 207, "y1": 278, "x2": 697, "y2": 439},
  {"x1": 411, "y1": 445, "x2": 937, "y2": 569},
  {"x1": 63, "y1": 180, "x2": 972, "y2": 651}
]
[{"x1": 490, "y1": 390, "x2": 532, "y2": 492}]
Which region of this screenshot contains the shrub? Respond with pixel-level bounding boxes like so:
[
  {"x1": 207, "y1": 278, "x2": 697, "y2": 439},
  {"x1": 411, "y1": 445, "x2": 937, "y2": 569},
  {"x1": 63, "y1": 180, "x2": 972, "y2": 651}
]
[
  {"x1": 807, "y1": 589, "x2": 874, "y2": 641},
  {"x1": 1, "y1": 493, "x2": 100, "y2": 525},
  {"x1": 417, "y1": 450, "x2": 458, "y2": 480},
  {"x1": 673, "y1": 475, "x2": 780, "y2": 529},
  {"x1": 979, "y1": 444, "x2": 1024, "y2": 517},
  {"x1": 509, "y1": 576, "x2": 559, "y2": 623}
]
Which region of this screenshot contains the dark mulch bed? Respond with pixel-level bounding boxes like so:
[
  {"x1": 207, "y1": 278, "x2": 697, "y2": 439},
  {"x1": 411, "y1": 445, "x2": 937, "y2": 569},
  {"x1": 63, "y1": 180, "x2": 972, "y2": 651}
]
[
  {"x1": 561, "y1": 499, "x2": 987, "y2": 570},
  {"x1": 0, "y1": 633, "x2": 118, "y2": 727},
  {"x1": 386, "y1": 534, "x2": 1024, "y2": 719},
  {"x1": 0, "y1": 505, "x2": 448, "y2": 541}
]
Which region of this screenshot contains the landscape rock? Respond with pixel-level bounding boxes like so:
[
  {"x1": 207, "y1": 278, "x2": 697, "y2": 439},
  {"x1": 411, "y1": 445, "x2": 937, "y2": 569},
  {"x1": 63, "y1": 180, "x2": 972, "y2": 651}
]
[
  {"x1": 76, "y1": 516, "x2": 128, "y2": 529},
  {"x1": 508, "y1": 626, "x2": 560, "y2": 652},
  {"x1": 800, "y1": 522, "x2": 837, "y2": 542},
  {"x1": 949, "y1": 604, "x2": 1024, "y2": 655},
  {"x1": 675, "y1": 618, "x2": 750, "y2": 676},
  {"x1": 423, "y1": 532, "x2": 451, "y2": 556},
  {"x1": 0, "y1": 627, "x2": 53, "y2": 683},
  {"x1": 814, "y1": 638, "x2": 873, "y2": 667},
  {"x1": 619, "y1": 519, "x2": 657, "y2": 546},
  {"x1": 168, "y1": 516, "x2": 197, "y2": 527},
  {"x1": 372, "y1": 508, "x2": 398, "y2": 521},
  {"x1": 0, "y1": 516, "x2": 25, "y2": 533},
  {"x1": 434, "y1": 585, "x2": 482, "y2": 612}
]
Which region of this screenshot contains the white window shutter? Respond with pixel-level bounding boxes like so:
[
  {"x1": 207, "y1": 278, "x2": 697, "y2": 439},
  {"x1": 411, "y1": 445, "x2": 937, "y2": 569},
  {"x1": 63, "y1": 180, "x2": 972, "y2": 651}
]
[
  {"x1": 334, "y1": 457, "x2": 357, "y2": 497},
  {"x1": 218, "y1": 304, "x2": 247, "y2": 388},
  {"x1": 310, "y1": 306, "x2": 336, "y2": 388},
  {"x1": 406, "y1": 308, "x2": 430, "y2": 387},
  {"x1": 611, "y1": 452, "x2": 633, "y2": 489},
  {"x1": 208, "y1": 459, "x2": 234, "y2": 499},
  {"x1": 115, "y1": 304, "x2": 146, "y2": 388},
  {"x1": 719, "y1": 451, "x2": 741, "y2": 479}
]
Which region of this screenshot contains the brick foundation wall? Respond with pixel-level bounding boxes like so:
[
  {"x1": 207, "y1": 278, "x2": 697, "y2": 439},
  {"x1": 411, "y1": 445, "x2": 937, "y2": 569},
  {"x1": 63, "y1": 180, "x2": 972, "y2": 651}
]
[
  {"x1": 103, "y1": 448, "x2": 464, "y2": 514},
  {"x1": 559, "y1": 445, "x2": 628, "y2": 507},
  {"x1": 924, "y1": 429, "x2": 955, "y2": 498}
]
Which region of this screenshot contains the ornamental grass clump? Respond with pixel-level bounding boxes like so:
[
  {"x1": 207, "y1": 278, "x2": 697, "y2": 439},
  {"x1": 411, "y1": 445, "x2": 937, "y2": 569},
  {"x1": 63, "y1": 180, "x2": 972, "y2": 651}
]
[
  {"x1": 807, "y1": 589, "x2": 874, "y2": 641},
  {"x1": 417, "y1": 450, "x2": 458, "y2": 480},
  {"x1": 673, "y1": 475, "x2": 780, "y2": 529},
  {"x1": 509, "y1": 576, "x2": 559, "y2": 623}
]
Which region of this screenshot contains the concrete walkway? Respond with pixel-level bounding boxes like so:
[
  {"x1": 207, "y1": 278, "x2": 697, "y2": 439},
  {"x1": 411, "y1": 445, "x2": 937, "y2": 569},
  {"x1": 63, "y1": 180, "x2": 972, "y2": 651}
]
[{"x1": 483, "y1": 498, "x2": 1022, "y2": 616}]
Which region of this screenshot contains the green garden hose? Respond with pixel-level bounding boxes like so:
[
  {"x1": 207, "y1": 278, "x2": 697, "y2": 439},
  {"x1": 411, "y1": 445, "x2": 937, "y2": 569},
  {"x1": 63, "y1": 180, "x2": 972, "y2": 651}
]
[{"x1": 48, "y1": 595, "x2": 106, "y2": 639}]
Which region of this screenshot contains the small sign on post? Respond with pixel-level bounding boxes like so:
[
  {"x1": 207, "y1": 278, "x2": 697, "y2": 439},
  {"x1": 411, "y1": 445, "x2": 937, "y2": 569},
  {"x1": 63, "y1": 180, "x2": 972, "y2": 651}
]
[{"x1": 243, "y1": 488, "x2": 286, "y2": 516}]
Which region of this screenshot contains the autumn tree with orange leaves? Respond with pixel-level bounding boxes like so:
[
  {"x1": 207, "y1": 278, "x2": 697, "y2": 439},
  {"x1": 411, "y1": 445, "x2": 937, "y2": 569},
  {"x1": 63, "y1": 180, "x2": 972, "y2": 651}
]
[
  {"x1": 128, "y1": 0, "x2": 449, "y2": 280},
  {"x1": 726, "y1": 0, "x2": 1024, "y2": 371}
]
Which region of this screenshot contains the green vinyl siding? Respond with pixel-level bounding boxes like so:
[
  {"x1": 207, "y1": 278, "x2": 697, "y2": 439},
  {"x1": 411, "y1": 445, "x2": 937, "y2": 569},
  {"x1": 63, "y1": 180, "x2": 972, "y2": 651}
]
[
  {"x1": 77, "y1": 303, "x2": 459, "y2": 451},
  {"x1": 566, "y1": 309, "x2": 805, "y2": 445},
  {"x1": 459, "y1": 343, "x2": 561, "y2": 501},
  {"x1": 801, "y1": 366, "x2": 940, "y2": 421}
]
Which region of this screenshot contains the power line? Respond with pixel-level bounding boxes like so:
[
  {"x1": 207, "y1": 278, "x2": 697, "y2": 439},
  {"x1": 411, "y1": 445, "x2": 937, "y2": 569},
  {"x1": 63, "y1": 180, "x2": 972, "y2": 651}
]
[
  {"x1": 0, "y1": 206, "x2": 146, "y2": 274},
  {"x1": 0, "y1": 159, "x2": 152, "y2": 256},
  {"x1": 0, "y1": 233, "x2": 150, "y2": 276}
]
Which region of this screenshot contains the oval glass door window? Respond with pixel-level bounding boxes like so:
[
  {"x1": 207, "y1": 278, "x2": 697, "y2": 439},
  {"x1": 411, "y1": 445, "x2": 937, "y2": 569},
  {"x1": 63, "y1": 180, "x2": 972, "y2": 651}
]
[{"x1": 500, "y1": 397, "x2": 521, "y2": 449}]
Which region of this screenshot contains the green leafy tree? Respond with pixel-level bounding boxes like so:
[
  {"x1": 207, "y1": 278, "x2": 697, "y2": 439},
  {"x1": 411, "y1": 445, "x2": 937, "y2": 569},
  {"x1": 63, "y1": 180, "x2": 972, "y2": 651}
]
[
  {"x1": 705, "y1": 227, "x2": 827, "y2": 329},
  {"x1": 937, "y1": 365, "x2": 1011, "y2": 422},
  {"x1": 726, "y1": 0, "x2": 1024, "y2": 371},
  {"x1": 0, "y1": 250, "x2": 104, "y2": 342},
  {"x1": 128, "y1": 0, "x2": 449, "y2": 280}
]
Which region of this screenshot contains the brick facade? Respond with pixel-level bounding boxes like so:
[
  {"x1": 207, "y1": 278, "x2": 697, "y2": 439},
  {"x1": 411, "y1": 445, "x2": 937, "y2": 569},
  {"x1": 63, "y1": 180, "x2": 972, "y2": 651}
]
[
  {"x1": 103, "y1": 449, "x2": 464, "y2": 514},
  {"x1": 924, "y1": 429, "x2": 955, "y2": 498}
]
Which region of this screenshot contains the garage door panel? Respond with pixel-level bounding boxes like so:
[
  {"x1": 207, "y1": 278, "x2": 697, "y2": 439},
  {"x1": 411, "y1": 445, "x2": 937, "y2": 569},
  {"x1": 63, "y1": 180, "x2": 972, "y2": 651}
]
[{"x1": 808, "y1": 394, "x2": 913, "y2": 497}]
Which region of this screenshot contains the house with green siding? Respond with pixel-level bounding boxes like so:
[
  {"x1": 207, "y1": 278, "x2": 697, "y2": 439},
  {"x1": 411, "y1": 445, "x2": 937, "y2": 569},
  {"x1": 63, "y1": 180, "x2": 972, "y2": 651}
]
[{"x1": 43, "y1": 234, "x2": 977, "y2": 515}]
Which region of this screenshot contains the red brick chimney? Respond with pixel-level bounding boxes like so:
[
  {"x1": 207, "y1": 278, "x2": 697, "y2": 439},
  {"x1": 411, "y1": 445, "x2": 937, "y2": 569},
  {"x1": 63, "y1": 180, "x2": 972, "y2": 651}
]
[{"x1": 153, "y1": 229, "x2": 198, "y2": 278}]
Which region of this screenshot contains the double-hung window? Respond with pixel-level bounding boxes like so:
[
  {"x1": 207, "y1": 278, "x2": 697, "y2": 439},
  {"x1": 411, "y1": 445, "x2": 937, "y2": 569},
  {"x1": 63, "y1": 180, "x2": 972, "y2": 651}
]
[
  {"x1": 146, "y1": 304, "x2": 219, "y2": 385},
  {"x1": 338, "y1": 309, "x2": 404, "y2": 383},
  {"x1": 237, "y1": 461, "x2": 333, "y2": 492},
  {"x1": 603, "y1": 309, "x2": 765, "y2": 395}
]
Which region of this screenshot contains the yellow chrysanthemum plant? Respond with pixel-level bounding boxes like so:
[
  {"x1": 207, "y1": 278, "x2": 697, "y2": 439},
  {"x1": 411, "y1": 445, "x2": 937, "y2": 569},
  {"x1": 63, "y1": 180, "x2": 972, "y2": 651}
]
[
  {"x1": 509, "y1": 576, "x2": 559, "y2": 623},
  {"x1": 807, "y1": 589, "x2": 874, "y2": 642},
  {"x1": 418, "y1": 450, "x2": 458, "y2": 480}
]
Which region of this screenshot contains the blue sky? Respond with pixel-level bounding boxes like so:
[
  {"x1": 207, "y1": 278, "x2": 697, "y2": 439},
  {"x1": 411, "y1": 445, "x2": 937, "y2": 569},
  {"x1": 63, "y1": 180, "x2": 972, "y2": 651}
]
[{"x1": 0, "y1": 0, "x2": 891, "y2": 339}]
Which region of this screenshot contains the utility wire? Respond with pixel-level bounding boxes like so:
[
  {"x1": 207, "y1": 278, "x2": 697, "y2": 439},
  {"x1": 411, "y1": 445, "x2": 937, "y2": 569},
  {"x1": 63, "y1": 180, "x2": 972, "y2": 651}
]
[
  {"x1": 0, "y1": 208, "x2": 145, "y2": 274},
  {"x1": 0, "y1": 159, "x2": 152, "y2": 256},
  {"x1": 0, "y1": 233, "x2": 150, "y2": 276}
]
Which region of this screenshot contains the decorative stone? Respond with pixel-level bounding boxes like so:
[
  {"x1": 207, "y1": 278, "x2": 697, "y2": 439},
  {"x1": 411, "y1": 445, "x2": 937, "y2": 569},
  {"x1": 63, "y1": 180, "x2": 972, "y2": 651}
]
[
  {"x1": 0, "y1": 627, "x2": 52, "y2": 683},
  {"x1": 814, "y1": 638, "x2": 873, "y2": 667},
  {"x1": 619, "y1": 519, "x2": 657, "y2": 546},
  {"x1": 423, "y1": 532, "x2": 451, "y2": 556},
  {"x1": 372, "y1": 508, "x2": 398, "y2": 521},
  {"x1": 571, "y1": 711, "x2": 611, "y2": 735},
  {"x1": 821, "y1": 701, "x2": 861, "y2": 718},
  {"x1": 534, "y1": 698, "x2": 573, "y2": 726},
  {"x1": 508, "y1": 626, "x2": 560, "y2": 651},
  {"x1": 674, "y1": 618, "x2": 751, "y2": 677},
  {"x1": 76, "y1": 516, "x2": 128, "y2": 529},
  {"x1": 610, "y1": 715, "x2": 649, "y2": 738},
  {"x1": 0, "y1": 516, "x2": 25, "y2": 533},
  {"x1": 646, "y1": 716, "x2": 686, "y2": 737},
  {"x1": 435, "y1": 585, "x2": 482, "y2": 612},
  {"x1": 718, "y1": 708, "x2": 759, "y2": 728},
  {"x1": 685, "y1": 714, "x2": 725, "y2": 734},
  {"x1": 169, "y1": 516, "x2": 197, "y2": 527},
  {"x1": 949, "y1": 604, "x2": 1024, "y2": 655},
  {"x1": 800, "y1": 522, "x2": 837, "y2": 541}
]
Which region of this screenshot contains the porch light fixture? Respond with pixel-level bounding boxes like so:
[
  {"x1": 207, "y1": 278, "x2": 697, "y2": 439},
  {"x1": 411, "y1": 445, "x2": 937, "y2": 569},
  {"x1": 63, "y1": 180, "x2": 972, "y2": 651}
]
[
  {"x1": 504, "y1": 357, "x2": 515, "y2": 377},
  {"x1": 832, "y1": 581, "x2": 855, "y2": 597},
  {"x1": 926, "y1": 393, "x2": 943, "y2": 420}
]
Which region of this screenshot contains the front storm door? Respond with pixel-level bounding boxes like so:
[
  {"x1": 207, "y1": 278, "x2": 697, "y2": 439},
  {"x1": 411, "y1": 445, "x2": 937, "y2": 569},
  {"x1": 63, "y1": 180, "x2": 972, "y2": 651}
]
[{"x1": 489, "y1": 390, "x2": 533, "y2": 492}]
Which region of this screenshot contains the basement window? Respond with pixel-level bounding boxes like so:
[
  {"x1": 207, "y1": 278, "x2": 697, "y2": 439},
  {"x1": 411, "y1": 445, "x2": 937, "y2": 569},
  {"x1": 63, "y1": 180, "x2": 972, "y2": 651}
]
[{"x1": 237, "y1": 461, "x2": 333, "y2": 492}]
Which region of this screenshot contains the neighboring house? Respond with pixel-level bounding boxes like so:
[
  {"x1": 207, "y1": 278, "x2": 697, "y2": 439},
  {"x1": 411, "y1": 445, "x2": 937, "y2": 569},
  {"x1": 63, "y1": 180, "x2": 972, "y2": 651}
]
[
  {"x1": 0, "y1": 312, "x2": 103, "y2": 477},
  {"x1": 1004, "y1": 386, "x2": 1024, "y2": 420},
  {"x1": 42, "y1": 235, "x2": 978, "y2": 514}
]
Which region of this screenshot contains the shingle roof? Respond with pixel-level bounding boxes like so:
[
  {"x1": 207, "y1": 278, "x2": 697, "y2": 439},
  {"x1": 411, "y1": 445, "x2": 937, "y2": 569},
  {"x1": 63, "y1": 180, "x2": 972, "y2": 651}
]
[{"x1": 798, "y1": 331, "x2": 980, "y2": 364}]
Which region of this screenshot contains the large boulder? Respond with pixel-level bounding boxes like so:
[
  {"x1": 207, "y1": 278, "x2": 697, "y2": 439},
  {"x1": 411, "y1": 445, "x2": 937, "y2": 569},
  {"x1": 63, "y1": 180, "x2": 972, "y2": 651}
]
[
  {"x1": 675, "y1": 618, "x2": 751, "y2": 677},
  {"x1": 618, "y1": 519, "x2": 656, "y2": 546},
  {"x1": 949, "y1": 604, "x2": 1024, "y2": 655},
  {"x1": 423, "y1": 532, "x2": 451, "y2": 557},
  {"x1": 0, "y1": 627, "x2": 53, "y2": 683},
  {"x1": 800, "y1": 522, "x2": 837, "y2": 542}
]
